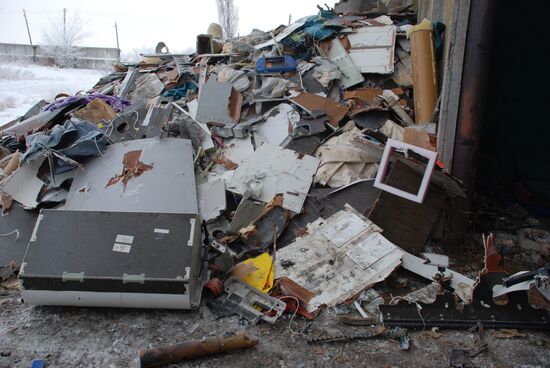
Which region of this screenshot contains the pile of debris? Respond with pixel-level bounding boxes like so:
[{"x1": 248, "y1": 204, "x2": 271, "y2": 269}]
[{"x1": 0, "y1": 3, "x2": 548, "y2": 366}]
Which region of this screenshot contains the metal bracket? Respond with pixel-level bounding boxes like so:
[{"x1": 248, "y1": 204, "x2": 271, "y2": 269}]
[
  {"x1": 30, "y1": 214, "x2": 44, "y2": 242},
  {"x1": 188, "y1": 218, "x2": 196, "y2": 246}
]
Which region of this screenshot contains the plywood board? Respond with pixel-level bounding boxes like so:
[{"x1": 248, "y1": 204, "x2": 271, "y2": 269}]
[{"x1": 369, "y1": 159, "x2": 447, "y2": 254}]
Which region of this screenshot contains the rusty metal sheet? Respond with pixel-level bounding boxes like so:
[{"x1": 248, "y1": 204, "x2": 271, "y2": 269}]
[{"x1": 290, "y1": 92, "x2": 349, "y2": 127}]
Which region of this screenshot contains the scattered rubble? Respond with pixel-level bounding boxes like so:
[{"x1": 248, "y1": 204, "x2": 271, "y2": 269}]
[{"x1": 0, "y1": 1, "x2": 548, "y2": 366}]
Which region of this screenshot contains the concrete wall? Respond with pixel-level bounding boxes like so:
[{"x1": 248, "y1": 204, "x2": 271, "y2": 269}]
[{"x1": 0, "y1": 43, "x2": 120, "y2": 70}]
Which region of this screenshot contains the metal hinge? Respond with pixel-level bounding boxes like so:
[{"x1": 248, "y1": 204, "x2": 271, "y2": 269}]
[{"x1": 62, "y1": 272, "x2": 85, "y2": 282}]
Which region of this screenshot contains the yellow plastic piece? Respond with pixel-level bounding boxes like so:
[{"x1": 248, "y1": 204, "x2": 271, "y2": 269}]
[
  {"x1": 406, "y1": 18, "x2": 432, "y2": 38},
  {"x1": 240, "y1": 253, "x2": 274, "y2": 293}
]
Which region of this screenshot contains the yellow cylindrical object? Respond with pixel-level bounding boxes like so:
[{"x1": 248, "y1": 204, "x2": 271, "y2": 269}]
[{"x1": 409, "y1": 19, "x2": 438, "y2": 123}]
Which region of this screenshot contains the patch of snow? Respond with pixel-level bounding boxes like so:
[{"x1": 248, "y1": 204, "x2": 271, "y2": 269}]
[{"x1": 0, "y1": 63, "x2": 104, "y2": 127}]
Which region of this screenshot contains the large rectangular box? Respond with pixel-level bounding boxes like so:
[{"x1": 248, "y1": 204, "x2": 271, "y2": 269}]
[{"x1": 19, "y1": 209, "x2": 205, "y2": 309}]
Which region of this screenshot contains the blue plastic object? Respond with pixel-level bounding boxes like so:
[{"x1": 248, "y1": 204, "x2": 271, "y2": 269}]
[
  {"x1": 31, "y1": 360, "x2": 46, "y2": 368},
  {"x1": 255, "y1": 55, "x2": 297, "y2": 74}
]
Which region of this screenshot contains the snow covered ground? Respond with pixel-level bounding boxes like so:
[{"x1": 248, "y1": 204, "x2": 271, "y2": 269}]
[{"x1": 0, "y1": 63, "x2": 104, "y2": 127}]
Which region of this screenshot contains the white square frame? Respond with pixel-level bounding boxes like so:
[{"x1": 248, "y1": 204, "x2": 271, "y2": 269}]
[{"x1": 374, "y1": 139, "x2": 438, "y2": 204}]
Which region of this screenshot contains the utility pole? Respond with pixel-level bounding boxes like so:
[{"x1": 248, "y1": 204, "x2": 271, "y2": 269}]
[
  {"x1": 63, "y1": 8, "x2": 66, "y2": 45},
  {"x1": 114, "y1": 21, "x2": 120, "y2": 60},
  {"x1": 22, "y1": 9, "x2": 36, "y2": 62}
]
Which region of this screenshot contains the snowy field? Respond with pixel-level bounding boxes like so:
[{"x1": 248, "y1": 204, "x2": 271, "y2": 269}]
[{"x1": 0, "y1": 63, "x2": 104, "y2": 126}]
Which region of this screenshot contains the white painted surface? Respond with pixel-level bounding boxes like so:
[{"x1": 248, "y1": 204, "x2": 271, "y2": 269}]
[
  {"x1": 197, "y1": 179, "x2": 226, "y2": 221},
  {"x1": 327, "y1": 37, "x2": 365, "y2": 89},
  {"x1": 421, "y1": 252, "x2": 450, "y2": 268},
  {"x1": 346, "y1": 232, "x2": 397, "y2": 270},
  {"x1": 63, "y1": 138, "x2": 198, "y2": 214},
  {"x1": 22, "y1": 289, "x2": 192, "y2": 309},
  {"x1": 0, "y1": 158, "x2": 45, "y2": 208},
  {"x1": 401, "y1": 251, "x2": 475, "y2": 303},
  {"x1": 112, "y1": 243, "x2": 132, "y2": 253},
  {"x1": 319, "y1": 210, "x2": 369, "y2": 248},
  {"x1": 115, "y1": 234, "x2": 134, "y2": 244},
  {"x1": 255, "y1": 103, "x2": 299, "y2": 146},
  {"x1": 275, "y1": 206, "x2": 403, "y2": 312},
  {"x1": 347, "y1": 25, "x2": 396, "y2": 74},
  {"x1": 373, "y1": 138, "x2": 438, "y2": 204},
  {"x1": 227, "y1": 143, "x2": 319, "y2": 213}
]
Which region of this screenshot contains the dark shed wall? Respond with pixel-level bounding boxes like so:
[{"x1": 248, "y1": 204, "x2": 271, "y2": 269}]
[{"x1": 477, "y1": 0, "x2": 550, "y2": 210}]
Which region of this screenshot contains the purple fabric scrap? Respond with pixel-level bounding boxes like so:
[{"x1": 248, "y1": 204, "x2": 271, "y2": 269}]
[{"x1": 42, "y1": 93, "x2": 131, "y2": 113}]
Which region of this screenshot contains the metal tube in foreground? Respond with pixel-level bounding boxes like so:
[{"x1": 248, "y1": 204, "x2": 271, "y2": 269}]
[{"x1": 139, "y1": 331, "x2": 259, "y2": 368}]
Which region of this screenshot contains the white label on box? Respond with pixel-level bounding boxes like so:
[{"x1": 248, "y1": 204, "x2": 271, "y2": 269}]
[
  {"x1": 154, "y1": 228, "x2": 170, "y2": 234},
  {"x1": 113, "y1": 243, "x2": 132, "y2": 253},
  {"x1": 115, "y1": 234, "x2": 134, "y2": 244}
]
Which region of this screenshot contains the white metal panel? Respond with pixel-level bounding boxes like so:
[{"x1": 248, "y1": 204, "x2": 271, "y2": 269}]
[
  {"x1": 62, "y1": 138, "x2": 198, "y2": 214},
  {"x1": 349, "y1": 48, "x2": 394, "y2": 74},
  {"x1": 345, "y1": 232, "x2": 397, "y2": 270},
  {"x1": 327, "y1": 37, "x2": 365, "y2": 89},
  {"x1": 319, "y1": 210, "x2": 369, "y2": 248},
  {"x1": 227, "y1": 143, "x2": 320, "y2": 213},
  {"x1": 348, "y1": 26, "x2": 396, "y2": 47},
  {"x1": 22, "y1": 290, "x2": 191, "y2": 309},
  {"x1": 255, "y1": 103, "x2": 299, "y2": 147},
  {"x1": 1, "y1": 157, "x2": 45, "y2": 209},
  {"x1": 421, "y1": 252, "x2": 450, "y2": 268},
  {"x1": 346, "y1": 25, "x2": 396, "y2": 74},
  {"x1": 197, "y1": 179, "x2": 226, "y2": 221},
  {"x1": 275, "y1": 206, "x2": 403, "y2": 312},
  {"x1": 401, "y1": 252, "x2": 475, "y2": 303}
]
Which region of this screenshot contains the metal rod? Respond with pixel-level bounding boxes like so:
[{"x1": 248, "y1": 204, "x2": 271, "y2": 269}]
[
  {"x1": 63, "y1": 8, "x2": 66, "y2": 45},
  {"x1": 114, "y1": 21, "x2": 120, "y2": 59}
]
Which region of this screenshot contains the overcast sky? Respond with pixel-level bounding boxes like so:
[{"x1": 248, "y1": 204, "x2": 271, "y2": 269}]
[{"x1": 0, "y1": 0, "x2": 332, "y2": 53}]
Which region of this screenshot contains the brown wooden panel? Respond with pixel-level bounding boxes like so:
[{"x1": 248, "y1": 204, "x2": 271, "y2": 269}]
[{"x1": 368, "y1": 159, "x2": 447, "y2": 254}]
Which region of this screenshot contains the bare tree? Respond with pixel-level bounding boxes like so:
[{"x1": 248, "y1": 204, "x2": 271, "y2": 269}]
[
  {"x1": 42, "y1": 9, "x2": 89, "y2": 68},
  {"x1": 216, "y1": 0, "x2": 239, "y2": 39}
]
